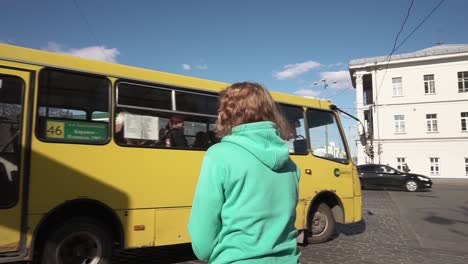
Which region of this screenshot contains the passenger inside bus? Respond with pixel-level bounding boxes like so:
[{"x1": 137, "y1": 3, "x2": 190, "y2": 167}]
[
  {"x1": 207, "y1": 130, "x2": 220, "y2": 146},
  {"x1": 192, "y1": 131, "x2": 209, "y2": 149},
  {"x1": 165, "y1": 115, "x2": 188, "y2": 148}
]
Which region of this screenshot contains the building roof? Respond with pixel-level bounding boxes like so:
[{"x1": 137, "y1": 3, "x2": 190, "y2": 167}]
[{"x1": 349, "y1": 44, "x2": 468, "y2": 67}]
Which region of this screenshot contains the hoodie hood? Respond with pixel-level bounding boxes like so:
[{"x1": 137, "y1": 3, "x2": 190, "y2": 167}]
[{"x1": 221, "y1": 121, "x2": 290, "y2": 171}]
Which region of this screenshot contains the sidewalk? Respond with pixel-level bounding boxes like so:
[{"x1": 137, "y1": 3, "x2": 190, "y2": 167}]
[{"x1": 430, "y1": 178, "x2": 468, "y2": 185}]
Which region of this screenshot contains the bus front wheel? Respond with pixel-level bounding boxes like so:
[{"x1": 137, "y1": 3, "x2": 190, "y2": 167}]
[
  {"x1": 41, "y1": 217, "x2": 113, "y2": 264},
  {"x1": 307, "y1": 203, "x2": 336, "y2": 244}
]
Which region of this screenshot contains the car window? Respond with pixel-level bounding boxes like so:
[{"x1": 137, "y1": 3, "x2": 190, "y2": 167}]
[
  {"x1": 375, "y1": 166, "x2": 386, "y2": 173},
  {"x1": 382, "y1": 166, "x2": 396, "y2": 174},
  {"x1": 358, "y1": 166, "x2": 370, "y2": 172}
]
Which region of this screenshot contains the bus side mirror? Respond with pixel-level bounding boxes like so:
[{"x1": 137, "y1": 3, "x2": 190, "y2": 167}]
[{"x1": 359, "y1": 133, "x2": 367, "y2": 146}]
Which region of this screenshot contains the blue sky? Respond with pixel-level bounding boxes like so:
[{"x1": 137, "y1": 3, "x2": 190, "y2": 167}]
[{"x1": 2, "y1": 0, "x2": 468, "y2": 154}]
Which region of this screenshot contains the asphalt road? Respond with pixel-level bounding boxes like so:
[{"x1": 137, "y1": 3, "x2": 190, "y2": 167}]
[
  {"x1": 389, "y1": 178, "x2": 468, "y2": 254},
  {"x1": 14, "y1": 180, "x2": 467, "y2": 263},
  {"x1": 112, "y1": 180, "x2": 468, "y2": 263}
]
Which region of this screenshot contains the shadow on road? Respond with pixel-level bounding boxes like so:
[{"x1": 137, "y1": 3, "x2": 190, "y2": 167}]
[
  {"x1": 423, "y1": 206, "x2": 468, "y2": 237},
  {"x1": 113, "y1": 243, "x2": 200, "y2": 264},
  {"x1": 362, "y1": 188, "x2": 433, "y2": 193},
  {"x1": 334, "y1": 220, "x2": 366, "y2": 238}
]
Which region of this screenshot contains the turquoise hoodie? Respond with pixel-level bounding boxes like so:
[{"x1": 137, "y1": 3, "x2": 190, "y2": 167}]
[{"x1": 188, "y1": 121, "x2": 301, "y2": 264}]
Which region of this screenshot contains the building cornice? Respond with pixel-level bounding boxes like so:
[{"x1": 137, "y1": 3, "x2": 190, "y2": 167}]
[
  {"x1": 374, "y1": 137, "x2": 468, "y2": 142},
  {"x1": 349, "y1": 52, "x2": 468, "y2": 70},
  {"x1": 373, "y1": 98, "x2": 468, "y2": 107}
]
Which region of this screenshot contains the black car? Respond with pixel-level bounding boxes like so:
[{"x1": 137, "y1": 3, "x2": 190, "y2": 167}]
[{"x1": 357, "y1": 164, "x2": 432, "y2": 192}]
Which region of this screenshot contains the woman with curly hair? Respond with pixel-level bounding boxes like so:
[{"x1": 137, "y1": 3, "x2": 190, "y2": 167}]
[{"x1": 189, "y1": 82, "x2": 301, "y2": 263}]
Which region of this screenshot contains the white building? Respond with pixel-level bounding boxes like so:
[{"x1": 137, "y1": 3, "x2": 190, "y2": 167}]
[{"x1": 349, "y1": 44, "x2": 468, "y2": 178}]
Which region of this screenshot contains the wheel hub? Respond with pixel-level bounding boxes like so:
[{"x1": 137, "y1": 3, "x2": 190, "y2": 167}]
[
  {"x1": 406, "y1": 181, "x2": 418, "y2": 191},
  {"x1": 312, "y1": 211, "x2": 328, "y2": 236},
  {"x1": 57, "y1": 231, "x2": 102, "y2": 264}
]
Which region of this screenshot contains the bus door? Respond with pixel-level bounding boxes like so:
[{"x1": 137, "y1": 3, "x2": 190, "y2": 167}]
[
  {"x1": 306, "y1": 108, "x2": 354, "y2": 198},
  {"x1": 0, "y1": 69, "x2": 29, "y2": 256}
]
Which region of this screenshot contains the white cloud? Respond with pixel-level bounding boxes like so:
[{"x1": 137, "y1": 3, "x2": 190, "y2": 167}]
[
  {"x1": 293, "y1": 89, "x2": 320, "y2": 98},
  {"x1": 182, "y1": 63, "x2": 207, "y2": 71},
  {"x1": 182, "y1": 64, "x2": 192, "y2": 71},
  {"x1": 44, "y1": 42, "x2": 120, "y2": 63},
  {"x1": 196, "y1": 64, "x2": 208, "y2": 70},
  {"x1": 328, "y1": 62, "x2": 344, "y2": 68},
  {"x1": 319, "y1": 71, "x2": 352, "y2": 89},
  {"x1": 274, "y1": 61, "x2": 320, "y2": 80}
]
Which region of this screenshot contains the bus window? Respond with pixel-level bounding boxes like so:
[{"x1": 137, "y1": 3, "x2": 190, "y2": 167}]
[
  {"x1": 115, "y1": 82, "x2": 218, "y2": 149},
  {"x1": 36, "y1": 69, "x2": 110, "y2": 144},
  {"x1": 279, "y1": 104, "x2": 308, "y2": 154},
  {"x1": 307, "y1": 108, "x2": 348, "y2": 163},
  {"x1": 0, "y1": 75, "x2": 23, "y2": 207},
  {"x1": 175, "y1": 91, "x2": 218, "y2": 116},
  {"x1": 117, "y1": 82, "x2": 172, "y2": 110}
]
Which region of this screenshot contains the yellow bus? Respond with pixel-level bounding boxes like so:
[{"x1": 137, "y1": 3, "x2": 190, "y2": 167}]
[{"x1": 0, "y1": 43, "x2": 362, "y2": 263}]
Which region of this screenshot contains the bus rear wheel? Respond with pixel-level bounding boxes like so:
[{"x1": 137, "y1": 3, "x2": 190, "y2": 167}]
[
  {"x1": 41, "y1": 217, "x2": 112, "y2": 264},
  {"x1": 307, "y1": 203, "x2": 336, "y2": 244}
]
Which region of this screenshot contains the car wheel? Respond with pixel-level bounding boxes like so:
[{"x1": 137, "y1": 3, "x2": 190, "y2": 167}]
[
  {"x1": 307, "y1": 203, "x2": 336, "y2": 244},
  {"x1": 41, "y1": 217, "x2": 113, "y2": 264},
  {"x1": 405, "y1": 179, "x2": 419, "y2": 192}
]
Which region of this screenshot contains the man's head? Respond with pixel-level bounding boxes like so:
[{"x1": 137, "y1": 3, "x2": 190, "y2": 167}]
[{"x1": 170, "y1": 115, "x2": 185, "y2": 129}]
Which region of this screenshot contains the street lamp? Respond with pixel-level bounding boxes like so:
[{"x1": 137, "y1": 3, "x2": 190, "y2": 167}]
[{"x1": 313, "y1": 79, "x2": 337, "y2": 99}]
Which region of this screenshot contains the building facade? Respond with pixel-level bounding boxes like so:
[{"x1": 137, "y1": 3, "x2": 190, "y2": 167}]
[{"x1": 349, "y1": 44, "x2": 468, "y2": 178}]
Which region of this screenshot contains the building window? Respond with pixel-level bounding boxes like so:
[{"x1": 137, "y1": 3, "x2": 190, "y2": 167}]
[
  {"x1": 397, "y1": 157, "x2": 406, "y2": 171},
  {"x1": 465, "y1": 158, "x2": 468, "y2": 175},
  {"x1": 426, "y1": 114, "x2": 438, "y2": 132},
  {"x1": 458, "y1": 71, "x2": 468, "y2": 92},
  {"x1": 461, "y1": 112, "x2": 468, "y2": 131},
  {"x1": 392, "y1": 77, "x2": 403, "y2": 96},
  {"x1": 430, "y1": 157, "x2": 439, "y2": 175},
  {"x1": 424, "y1": 74, "x2": 435, "y2": 94},
  {"x1": 394, "y1": 115, "x2": 405, "y2": 133}
]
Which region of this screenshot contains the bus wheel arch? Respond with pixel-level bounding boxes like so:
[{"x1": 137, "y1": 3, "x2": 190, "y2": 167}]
[
  {"x1": 306, "y1": 192, "x2": 343, "y2": 244},
  {"x1": 32, "y1": 199, "x2": 124, "y2": 262}
]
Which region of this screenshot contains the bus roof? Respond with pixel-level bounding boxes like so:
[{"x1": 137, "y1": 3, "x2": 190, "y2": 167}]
[{"x1": 0, "y1": 43, "x2": 331, "y2": 109}]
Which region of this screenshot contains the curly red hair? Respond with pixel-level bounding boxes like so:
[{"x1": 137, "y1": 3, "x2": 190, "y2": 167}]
[{"x1": 216, "y1": 82, "x2": 291, "y2": 139}]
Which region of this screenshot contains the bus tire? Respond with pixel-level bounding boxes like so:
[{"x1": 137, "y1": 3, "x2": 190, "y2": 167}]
[
  {"x1": 307, "y1": 203, "x2": 336, "y2": 244},
  {"x1": 41, "y1": 217, "x2": 113, "y2": 264}
]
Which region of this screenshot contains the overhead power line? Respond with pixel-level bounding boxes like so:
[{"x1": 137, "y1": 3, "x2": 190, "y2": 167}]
[
  {"x1": 371, "y1": 0, "x2": 446, "y2": 163},
  {"x1": 330, "y1": 0, "x2": 415, "y2": 102},
  {"x1": 72, "y1": 0, "x2": 102, "y2": 46},
  {"x1": 375, "y1": 0, "x2": 415, "y2": 102},
  {"x1": 375, "y1": 0, "x2": 446, "y2": 103},
  {"x1": 394, "y1": 0, "x2": 447, "y2": 52},
  {"x1": 330, "y1": 0, "x2": 414, "y2": 103},
  {"x1": 384, "y1": 0, "x2": 415, "y2": 62}
]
